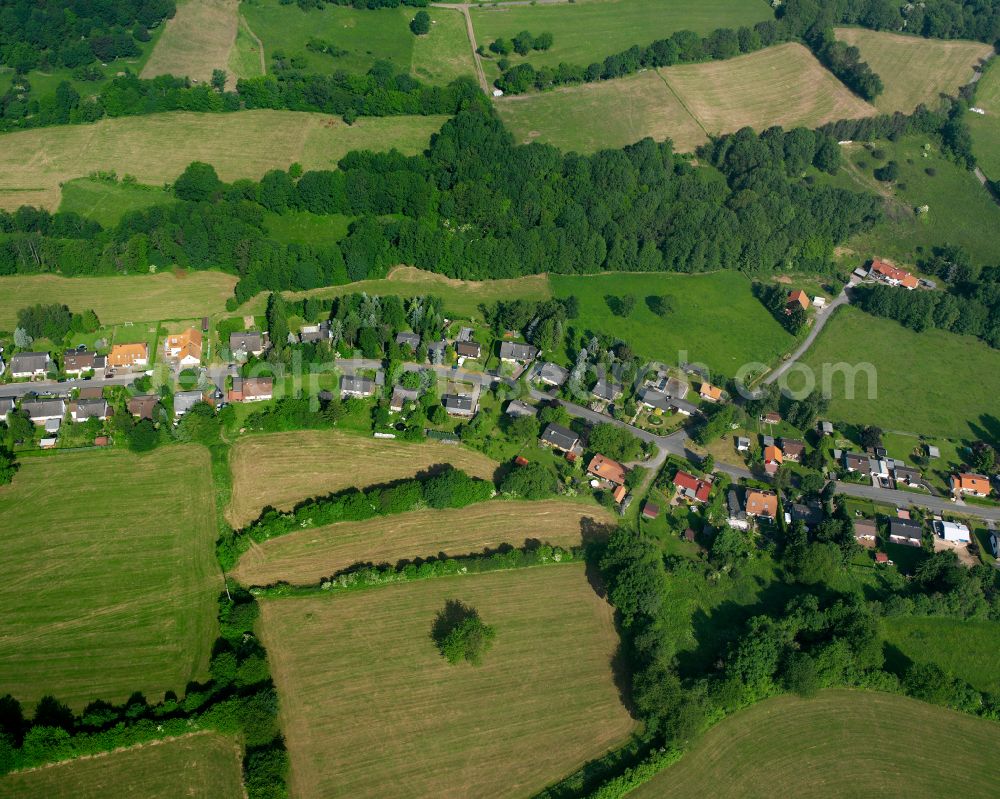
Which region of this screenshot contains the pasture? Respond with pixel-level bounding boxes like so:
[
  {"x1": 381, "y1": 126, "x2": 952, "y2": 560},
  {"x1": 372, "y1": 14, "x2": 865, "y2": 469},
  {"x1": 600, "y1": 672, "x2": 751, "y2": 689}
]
[
  {"x1": 471, "y1": 0, "x2": 772, "y2": 82},
  {"x1": 882, "y1": 617, "x2": 1000, "y2": 695},
  {"x1": 630, "y1": 689, "x2": 1000, "y2": 799},
  {"x1": 259, "y1": 565, "x2": 635, "y2": 799},
  {"x1": 800, "y1": 305, "x2": 1000, "y2": 440},
  {"x1": 141, "y1": 0, "x2": 241, "y2": 86},
  {"x1": 551, "y1": 271, "x2": 794, "y2": 377},
  {"x1": 0, "y1": 448, "x2": 220, "y2": 709},
  {"x1": 0, "y1": 732, "x2": 244, "y2": 799},
  {"x1": 226, "y1": 429, "x2": 499, "y2": 527},
  {"x1": 233, "y1": 499, "x2": 614, "y2": 586},
  {"x1": 835, "y1": 27, "x2": 991, "y2": 113},
  {"x1": 969, "y1": 58, "x2": 1000, "y2": 181},
  {"x1": 57, "y1": 178, "x2": 174, "y2": 227},
  {"x1": 0, "y1": 110, "x2": 447, "y2": 210},
  {"x1": 0, "y1": 271, "x2": 237, "y2": 330},
  {"x1": 498, "y1": 43, "x2": 876, "y2": 153},
  {"x1": 241, "y1": 0, "x2": 474, "y2": 84}
]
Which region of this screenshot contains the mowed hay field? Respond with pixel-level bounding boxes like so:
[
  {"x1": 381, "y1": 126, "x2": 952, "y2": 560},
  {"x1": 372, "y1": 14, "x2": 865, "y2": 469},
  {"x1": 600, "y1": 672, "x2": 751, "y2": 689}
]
[
  {"x1": 801, "y1": 306, "x2": 1000, "y2": 439},
  {"x1": 500, "y1": 43, "x2": 876, "y2": 153},
  {"x1": 233, "y1": 499, "x2": 615, "y2": 586},
  {"x1": 260, "y1": 565, "x2": 636, "y2": 799},
  {"x1": 0, "y1": 732, "x2": 244, "y2": 799},
  {"x1": 141, "y1": 0, "x2": 240, "y2": 85},
  {"x1": 969, "y1": 58, "x2": 1000, "y2": 180},
  {"x1": 630, "y1": 689, "x2": 1000, "y2": 799},
  {"x1": 472, "y1": 0, "x2": 771, "y2": 82},
  {"x1": 498, "y1": 70, "x2": 709, "y2": 153},
  {"x1": 551, "y1": 271, "x2": 794, "y2": 376},
  {"x1": 835, "y1": 27, "x2": 992, "y2": 113},
  {"x1": 0, "y1": 110, "x2": 447, "y2": 210},
  {"x1": 882, "y1": 617, "x2": 1000, "y2": 695},
  {"x1": 0, "y1": 448, "x2": 220, "y2": 709},
  {"x1": 227, "y1": 430, "x2": 499, "y2": 527},
  {"x1": 0, "y1": 271, "x2": 236, "y2": 330}
]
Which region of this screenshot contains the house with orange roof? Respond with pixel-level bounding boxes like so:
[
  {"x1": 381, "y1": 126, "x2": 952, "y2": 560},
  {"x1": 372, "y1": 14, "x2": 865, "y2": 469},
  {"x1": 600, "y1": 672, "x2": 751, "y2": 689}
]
[
  {"x1": 745, "y1": 490, "x2": 778, "y2": 519},
  {"x1": 164, "y1": 328, "x2": 203, "y2": 367},
  {"x1": 699, "y1": 382, "x2": 723, "y2": 402},
  {"x1": 951, "y1": 473, "x2": 992, "y2": 498},
  {"x1": 870, "y1": 258, "x2": 919, "y2": 290},
  {"x1": 763, "y1": 444, "x2": 783, "y2": 476},
  {"x1": 588, "y1": 454, "x2": 627, "y2": 486},
  {"x1": 108, "y1": 342, "x2": 149, "y2": 370},
  {"x1": 786, "y1": 290, "x2": 810, "y2": 312}
]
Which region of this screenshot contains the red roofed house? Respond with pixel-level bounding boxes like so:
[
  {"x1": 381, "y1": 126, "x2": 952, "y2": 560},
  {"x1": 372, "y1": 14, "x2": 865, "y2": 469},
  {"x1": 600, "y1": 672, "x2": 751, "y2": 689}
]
[
  {"x1": 875, "y1": 552, "x2": 890, "y2": 565},
  {"x1": 673, "y1": 470, "x2": 712, "y2": 503},
  {"x1": 229, "y1": 377, "x2": 274, "y2": 403},
  {"x1": 871, "y1": 258, "x2": 919, "y2": 290},
  {"x1": 763, "y1": 445, "x2": 783, "y2": 476},
  {"x1": 612, "y1": 484, "x2": 628, "y2": 504},
  {"x1": 786, "y1": 290, "x2": 810, "y2": 312},
  {"x1": 588, "y1": 454, "x2": 627, "y2": 486},
  {"x1": 951, "y1": 473, "x2": 992, "y2": 497},
  {"x1": 745, "y1": 490, "x2": 778, "y2": 519}
]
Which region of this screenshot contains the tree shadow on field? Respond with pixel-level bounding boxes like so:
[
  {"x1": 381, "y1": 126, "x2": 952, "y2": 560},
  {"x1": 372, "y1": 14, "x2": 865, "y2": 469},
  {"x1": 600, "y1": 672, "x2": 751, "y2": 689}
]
[
  {"x1": 429, "y1": 599, "x2": 480, "y2": 649},
  {"x1": 881, "y1": 642, "x2": 915, "y2": 681}
]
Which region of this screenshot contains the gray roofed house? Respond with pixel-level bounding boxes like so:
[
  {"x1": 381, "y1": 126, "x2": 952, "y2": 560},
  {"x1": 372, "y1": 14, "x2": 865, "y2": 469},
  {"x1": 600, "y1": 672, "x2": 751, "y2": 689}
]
[
  {"x1": 540, "y1": 422, "x2": 579, "y2": 453},
  {"x1": 669, "y1": 398, "x2": 698, "y2": 416},
  {"x1": 790, "y1": 502, "x2": 823, "y2": 529},
  {"x1": 736, "y1": 436, "x2": 751, "y2": 452},
  {"x1": 727, "y1": 489, "x2": 749, "y2": 530},
  {"x1": 819, "y1": 420, "x2": 834, "y2": 435},
  {"x1": 926, "y1": 445, "x2": 940, "y2": 459},
  {"x1": 455, "y1": 341, "x2": 482, "y2": 359},
  {"x1": 499, "y1": 341, "x2": 538, "y2": 362},
  {"x1": 72, "y1": 398, "x2": 109, "y2": 422},
  {"x1": 63, "y1": 349, "x2": 96, "y2": 375},
  {"x1": 390, "y1": 386, "x2": 419, "y2": 412},
  {"x1": 889, "y1": 519, "x2": 923, "y2": 546},
  {"x1": 537, "y1": 362, "x2": 569, "y2": 387},
  {"x1": 893, "y1": 466, "x2": 922, "y2": 486},
  {"x1": 427, "y1": 340, "x2": 447, "y2": 364},
  {"x1": 638, "y1": 387, "x2": 671, "y2": 412},
  {"x1": 443, "y1": 394, "x2": 476, "y2": 416},
  {"x1": 762, "y1": 435, "x2": 775, "y2": 447},
  {"x1": 457, "y1": 327, "x2": 474, "y2": 342},
  {"x1": 93, "y1": 354, "x2": 107, "y2": 373},
  {"x1": 298, "y1": 323, "x2": 330, "y2": 345},
  {"x1": 396, "y1": 331, "x2": 421, "y2": 350},
  {"x1": 663, "y1": 376, "x2": 688, "y2": 398},
  {"x1": 0, "y1": 397, "x2": 14, "y2": 417},
  {"x1": 591, "y1": 377, "x2": 622, "y2": 402},
  {"x1": 10, "y1": 352, "x2": 53, "y2": 378},
  {"x1": 23, "y1": 399, "x2": 66, "y2": 422},
  {"x1": 173, "y1": 390, "x2": 204, "y2": 419},
  {"x1": 44, "y1": 417, "x2": 61, "y2": 434},
  {"x1": 231, "y1": 331, "x2": 268, "y2": 358},
  {"x1": 340, "y1": 375, "x2": 375, "y2": 398},
  {"x1": 506, "y1": 400, "x2": 537, "y2": 418}
]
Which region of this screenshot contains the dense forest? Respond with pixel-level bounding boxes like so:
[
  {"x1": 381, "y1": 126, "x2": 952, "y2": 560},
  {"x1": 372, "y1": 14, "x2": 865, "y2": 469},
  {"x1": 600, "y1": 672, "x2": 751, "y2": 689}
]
[
  {"x1": 0, "y1": 100, "x2": 884, "y2": 303},
  {"x1": 0, "y1": 0, "x2": 176, "y2": 72}
]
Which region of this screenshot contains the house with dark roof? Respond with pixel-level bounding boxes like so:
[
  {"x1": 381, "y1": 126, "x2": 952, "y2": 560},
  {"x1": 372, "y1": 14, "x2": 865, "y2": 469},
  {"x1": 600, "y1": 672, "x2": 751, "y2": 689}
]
[
  {"x1": 231, "y1": 331, "x2": 268, "y2": 358},
  {"x1": 505, "y1": 400, "x2": 537, "y2": 418},
  {"x1": 22, "y1": 399, "x2": 65, "y2": 423},
  {"x1": 727, "y1": 489, "x2": 749, "y2": 530},
  {"x1": 71, "y1": 398, "x2": 109, "y2": 422},
  {"x1": 395, "y1": 331, "x2": 421, "y2": 350},
  {"x1": 128, "y1": 394, "x2": 159, "y2": 420},
  {"x1": 443, "y1": 394, "x2": 476, "y2": 416},
  {"x1": 173, "y1": 390, "x2": 204, "y2": 419},
  {"x1": 455, "y1": 341, "x2": 481, "y2": 360},
  {"x1": 540, "y1": 423, "x2": 579, "y2": 453},
  {"x1": 536, "y1": 362, "x2": 569, "y2": 387},
  {"x1": 298, "y1": 323, "x2": 331, "y2": 345},
  {"x1": 889, "y1": 519, "x2": 923, "y2": 547},
  {"x1": 591, "y1": 377, "x2": 622, "y2": 402},
  {"x1": 426, "y1": 340, "x2": 447, "y2": 364},
  {"x1": 844, "y1": 452, "x2": 872, "y2": 473},
  {"x1": 790, "y1": 502, "x2": 823, "y2": 529},
  {"x1": 0, "y1": 397, "x2": 14, "y2": 418},
  {"x1": 499, "y1": 342, "x2": 538, "y2": 362},
  {"x1": 638, "y1": 387, "x2": 670, "y2": 412},
  {"x1": 390, "y1": 386, "x2": 419, "y2": 412},
  {"x1": 854, "y1": 518, "x2": 878, "y2": 547},
  {"x1": 761, "y1": 411, "x2": 782, "y2": 425},
  {"x1": 10, "y1": 352, "x2": 53, "y2": 379},
  {"x1": 63, "y1": 349, "x2": 97, "y2": 376},
  {"x1": 780, "y1": 438, "x2": 805, "y2": 462},
  {"x1": 669, "y1": 398, "x2": 698, "y2": 416},
  {"x1": 340, "y1": 375, "x2": 375, "y2": 398},
  {"x1": 893, "y1": 465, "x2": 922, "y2": 487}
]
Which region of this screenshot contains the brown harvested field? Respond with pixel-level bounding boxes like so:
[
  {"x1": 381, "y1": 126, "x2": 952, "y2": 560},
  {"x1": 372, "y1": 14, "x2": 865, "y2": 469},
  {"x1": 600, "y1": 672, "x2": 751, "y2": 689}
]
[
  {"x1": 233, "y1": 499, "x2": 615, "y2": 586},
  {"x1": 227, "y1": 430, "x2": 500, "y2": 527},
  {"x1": 497, "y1": 70, "x2": 709, "y2": 153},
  {"x1": 663, "y1": 42, "x2": 877, "y2": 135},
  {"x1": 0, "y1": 111, "x2": 446, "y2": 210},
  {"x1": 141, "y1": 0, "x2": 240, "y2": 86},
  {"x1": 835, "y1": 28, "x2": 992, "y2": 113},
  {"x1": 259, "y1": 564, "x2": 636, "y2": 799},
  {"x1": 0, "y1": 732, "x2": 244, "y2": 799},
  {"x1": 0, "y1": 271, "x2": 236, "y2": 329}
]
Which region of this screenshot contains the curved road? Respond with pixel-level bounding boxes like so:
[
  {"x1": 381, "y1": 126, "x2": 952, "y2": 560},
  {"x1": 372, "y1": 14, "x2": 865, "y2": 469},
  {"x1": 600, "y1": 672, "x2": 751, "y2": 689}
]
[{"x1": 764, "y1": 286, "x2": 851, "y2": 386}]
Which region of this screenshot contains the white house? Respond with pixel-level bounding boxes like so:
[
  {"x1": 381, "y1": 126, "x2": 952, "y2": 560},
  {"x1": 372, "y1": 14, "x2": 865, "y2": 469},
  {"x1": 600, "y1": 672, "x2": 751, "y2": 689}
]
[{"x1": 935, "y1": 520, "x2": 971, "y2": 544}]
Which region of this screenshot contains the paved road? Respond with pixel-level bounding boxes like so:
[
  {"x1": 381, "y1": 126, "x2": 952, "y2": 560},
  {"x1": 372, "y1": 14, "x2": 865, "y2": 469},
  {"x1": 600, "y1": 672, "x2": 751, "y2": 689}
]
[
  {"x1": 834, "y1": 481, "x2": 1000, "y2": 523},
  {"x1": 0, "y1": 374, "x2": 137, "y2": 398},
  {"x1": 764, "y1": 286, "x2": 851, "y2": 386}
]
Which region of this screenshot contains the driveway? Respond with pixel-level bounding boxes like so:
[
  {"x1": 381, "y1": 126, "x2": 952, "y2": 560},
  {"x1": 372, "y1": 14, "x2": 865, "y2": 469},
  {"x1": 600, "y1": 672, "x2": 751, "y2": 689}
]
[{"x1": 765, "y1": 286, "x2": 851, "y2": 386}]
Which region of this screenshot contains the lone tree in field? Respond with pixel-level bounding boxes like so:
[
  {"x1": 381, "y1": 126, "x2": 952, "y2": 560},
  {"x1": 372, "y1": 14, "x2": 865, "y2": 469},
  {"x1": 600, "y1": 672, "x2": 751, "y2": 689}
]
[
  {"x1": 431, "y1": 600, "x2": 496, "y2": 666},
  {"x1": 410, "y1": 10, "x2": 430, "y2": 35}
]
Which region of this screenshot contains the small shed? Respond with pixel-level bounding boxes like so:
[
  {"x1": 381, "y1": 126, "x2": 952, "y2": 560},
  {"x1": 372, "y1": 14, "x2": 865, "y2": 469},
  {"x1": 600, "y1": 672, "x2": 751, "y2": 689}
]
[{"x1": 642, "y1": 502, "x2": 660, "y2": 520}]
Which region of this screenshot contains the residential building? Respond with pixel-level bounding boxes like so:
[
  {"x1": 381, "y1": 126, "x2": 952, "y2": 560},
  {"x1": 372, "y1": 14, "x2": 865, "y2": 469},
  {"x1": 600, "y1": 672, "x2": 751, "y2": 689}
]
[
  {"x1": 442, "y1": 394, "x2": 476, "y2": 416},
  {"x1": 763, "y1": 445, "x2": 783, "y2": 476},
  {"x1": 588, "y1": 454, "x2": 627, "y2": 486},
  {"x1": 426, "y1": 340, "x2": 447, "y2": 364},
  {"x1": 727, "y1": 489, "x2": 749, "y2": 529},
  {"x1": 844, "y1": 452, "x2": 871, "y2": 473},
  {"x1": 893, "y1": 466, "x2": 922, "y2": 487},
  {"x1": 813, "y1": 296, "x2": 827, "y2": 309},
  {"x1": 44, "y1": 418, "x2": 60, "y2": 434},
  {"x1": 536, "y1": 362, "x2": 569, "y2": 387},
  {"x1": 591, "y1": 377, "x2": 622, "y2": 402},
  {"x1": 790, "y1": 502, "x2": 823, "y2": 529},
  {"x1": 818, "y1": 420, "x2": 834, "y2": 436},
  {"x1": 173, "y1": 390, "x2": 204, "y2": 419},
  {"x1": 888, "y1": 519, "x2": 923, "y2": 547},
  {"x1": 736, "y1": 436, "x2": 751, "y2": 452},
  {"x1": 926, "y1": 445, "x2": 940, "y2": 459},
  {"x1": 935, "y1": 520, "x2": 971, "y2": 544},
  {"x1": 455, "y1": 341, "x2": 481, "y2": 360},
  {"x1": 0, "y1": 397, "x2": 14, "y2": 418},
  {"x1": 78, "y1": 386, "x2": 103, "y2": 400},
  {"x1": 109, "y1": 342, "x2": 149, "y2": 370},
  {"x1": 457, "y1": 327, "x2": 474, "y2": 342},
  {"x1": 63, "y1": 349, "x2": 97, "y2": 376},
  {"x1": 505, "y1": 400, "x2": 537, "y2": 418},
  {"x1": 540, "y1": 423, "x2": 579, "y2": 453},
  {"x1": 396, "y1": 331, "x2": 421, "y2": 351},
  {"x1": 230, "y1": 331, "x2": 267, "y2": 359},
  {"x1": 499, "y1": 341, "x2": 538, "y2": 362},
  {"x1": 699, "y1": 382, "x2": 723, "y2": 402},
  {"x1": 128, "y1": 394, "x2": 159, "y2": 420},
  {"x1": 229, "y1": 377, "x2": 274, "y2": 403},
  {"x1": 787, "y1": 290, "x2": 810, "y2": 312},
  {"x1": 745, "y1": 490, "x2": 778, "y2": 519},
  {"x1": 298, "y1": 323, "x2": 330, "y2": 345},
  {"x1": 854, "y1": 518, "x2": 878, "y2": 547},
  {"x1": 163, "y1": 328, "x2": 203, "y2": 367},
  {"x1": 612, "y1": 485, "x2": 628, "y2": 504},
  {"x1": 390, "y1": 386, "x2": 419, "y2": 412},
  {"x1": 780, "y1": 438, "x2": 805, "y2": 462},
  {"x1": 761, "y1": 411, "x2": 782, "y2": 425},
  {"x1": 10, "y1": 352, "x2": 53, "y2": 379},
  {"x1": 71, "y1": 398, "x2": 109, "y2": 422},
  {"x1": 951, "y1": 473, "x2": 991, "y2": 497},
  {"x1": 642, "y1": 502, "x2": 660, "y2": 520},
  {"x1": 870, "y1": 258, "x2": 919, "y2": 290},
  {"x1": 340, "y1": 375, "x2": 375, "y2": 398},
  {"x1": 22, "y1": 399, "x2": 66, "y2": 423},
  {"x1": 673, "y1": 470, "x2": 711, "y2": 503},
  {"x1": 638, "y1": 387, "x2": 671, "y2": 413},
  {"x1": 662, "y1": 376, "x2": 688, "y2": 398},
  {"x1": 669, "y1": 398, "x2": 698, "y2": 417}
]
